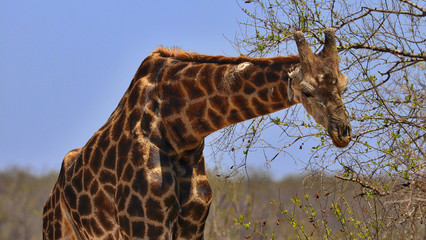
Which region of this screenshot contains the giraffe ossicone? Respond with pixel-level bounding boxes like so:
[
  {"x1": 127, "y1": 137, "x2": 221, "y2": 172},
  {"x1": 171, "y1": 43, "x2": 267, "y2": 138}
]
[{"x1": 43, "y1": 28, "x2": 351, "y2": 239}]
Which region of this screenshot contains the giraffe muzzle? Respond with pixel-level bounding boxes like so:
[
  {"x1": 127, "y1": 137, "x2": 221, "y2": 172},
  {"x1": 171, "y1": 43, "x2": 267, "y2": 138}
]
[{"x1": 328, "y1": 120, "x2": 352, "y2": 148}]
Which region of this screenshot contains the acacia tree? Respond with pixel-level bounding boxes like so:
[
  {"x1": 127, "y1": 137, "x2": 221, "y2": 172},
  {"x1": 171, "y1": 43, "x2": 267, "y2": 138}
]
[{"x1": 208, "y1": 0, "x2": 425, "y2": 238}]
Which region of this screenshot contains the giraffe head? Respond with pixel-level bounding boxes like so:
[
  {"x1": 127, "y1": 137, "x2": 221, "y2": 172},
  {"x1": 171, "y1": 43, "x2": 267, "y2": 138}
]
[{"x1": 288, "y1": 28, "x2": 351, "y2": 147}]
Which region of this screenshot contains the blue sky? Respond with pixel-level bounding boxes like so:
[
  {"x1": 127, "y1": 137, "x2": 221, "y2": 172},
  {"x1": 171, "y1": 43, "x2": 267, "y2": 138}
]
[{"x1": 0, "y1": 0, "x2": 307, "y2": 179}]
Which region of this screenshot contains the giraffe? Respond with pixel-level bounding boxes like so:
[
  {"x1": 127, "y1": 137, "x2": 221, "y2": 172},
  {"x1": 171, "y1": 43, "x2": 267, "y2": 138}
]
[{"x1": 43, "y1": 28, "x2": 351, "y2": 240}]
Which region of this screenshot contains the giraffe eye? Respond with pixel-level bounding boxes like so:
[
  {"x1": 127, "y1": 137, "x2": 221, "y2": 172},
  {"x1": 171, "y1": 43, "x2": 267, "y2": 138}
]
[{"x1": 302, "y1": 90, "x2": 313, "y2": 98}]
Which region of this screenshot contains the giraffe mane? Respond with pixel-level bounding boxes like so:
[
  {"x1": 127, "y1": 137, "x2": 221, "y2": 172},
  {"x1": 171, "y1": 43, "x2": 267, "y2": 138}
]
[{"x1": 153, "y1": 46, "x2": 300, "y2": 66}]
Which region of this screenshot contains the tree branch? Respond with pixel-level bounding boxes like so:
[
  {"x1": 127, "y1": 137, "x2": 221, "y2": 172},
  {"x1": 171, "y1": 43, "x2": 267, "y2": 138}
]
[
  {"x1": 364, "y1": 6, "x2": 425, "y2": 17},
  {"x1": 339, "y1": 43, "x2": 426, "y2": 60},
  {"x1": 335, "y1": 9, "x2": 373, "y2": 29},
  {"x1": 335, "y1": 175, "x2": 387, "y2": 196},
  {"x1": 400, "y1": 0, "x2": 426, "y2": 16}
]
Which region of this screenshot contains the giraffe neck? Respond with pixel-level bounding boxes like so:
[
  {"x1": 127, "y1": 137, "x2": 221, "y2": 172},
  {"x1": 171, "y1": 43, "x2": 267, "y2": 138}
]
[{"x1": 118, "y1": 48, "x2": 300, "y2": 154}]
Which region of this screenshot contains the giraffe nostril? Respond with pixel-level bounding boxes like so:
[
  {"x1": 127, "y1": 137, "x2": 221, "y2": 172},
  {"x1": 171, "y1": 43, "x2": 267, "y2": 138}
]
[{"x1": 339, "y1": 124, "x2": 351, "y2": 139}]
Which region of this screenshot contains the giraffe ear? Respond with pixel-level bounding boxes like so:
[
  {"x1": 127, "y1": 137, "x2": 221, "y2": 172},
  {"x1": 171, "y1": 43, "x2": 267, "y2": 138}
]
[
  {"x1": 288, "y1": 66, "x2": 302, "y2": 103},
  {"x1": 287, "y1": 77, "x2": 294, "y2": 102},
  {"x1": 236, "y1": 62, "x2": 253, "y2": 71},
  {"x1": 229, "y1": 62, "x2": 254, "y2": 80},
  {"x1": 235, "y1": 62, "x2": 254, "y2": 76}
]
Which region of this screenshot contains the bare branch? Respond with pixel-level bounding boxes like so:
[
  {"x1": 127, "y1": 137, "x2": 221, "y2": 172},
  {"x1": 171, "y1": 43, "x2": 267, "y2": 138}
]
[
  {"x1": 339, "y1": 43, "x2": 426, "y2": 60},
  {"x1": 335, "y1": 9, "x2": 373, "y2": 29},
  {"x1": 400, "y1": 0, "x2": 426, "y2": 16},
  {"x1": 335, "y1": 175, "x2": 387, "y2": 196},
  {"x1": 363, "y1": 6, "x2": 425, "y2": 17}
]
